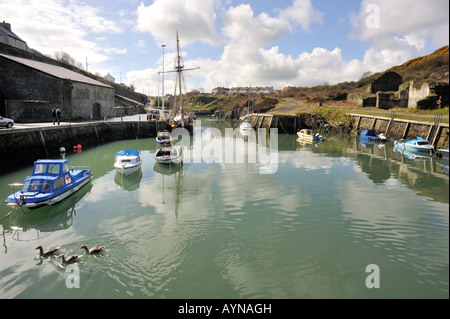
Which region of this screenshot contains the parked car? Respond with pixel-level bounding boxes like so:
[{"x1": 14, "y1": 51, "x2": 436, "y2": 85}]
[
  {"x1": 0, "y1": 115, "x2": 14, "y2": 128},
  {"x1": 147, "y1": 110, "x2": 160, "y2": 121}
]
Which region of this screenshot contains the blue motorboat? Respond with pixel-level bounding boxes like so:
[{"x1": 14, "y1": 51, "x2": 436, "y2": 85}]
[
  {"x1": 394, "y1": 136, "x2": 434, "y2": 153},
  {"x1": 360, "y1": 129, "x2": 386, "y2": 142},
  {"x1": 5, "y1": 159, "x2": 92, "y2": 209}
]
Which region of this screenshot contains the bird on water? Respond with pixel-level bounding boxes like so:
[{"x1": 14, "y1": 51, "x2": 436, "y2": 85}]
[
  {"x1": 58, "y1": 254, "x2": 81, "y2": 264},
  {"x1": 80, "y1": 245, "x2": 105, "y2": 254},
  {"x1": 35, "y1": 246, "x2": 59, "y2": 257}
]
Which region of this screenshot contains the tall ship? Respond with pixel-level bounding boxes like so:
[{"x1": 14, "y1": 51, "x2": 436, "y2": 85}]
[{"x1": 164, "y1": 30, "x2": 199, "y2": 132}]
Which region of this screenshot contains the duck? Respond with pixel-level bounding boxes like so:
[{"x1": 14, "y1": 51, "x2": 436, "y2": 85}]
[
  {"x1": 80, "y1": 245, "x2": 105, "y2": 254},
  {"x1": 35, "y1": 245, "x2": 59, "y2": 257},
  {"x1": 58, "y1": 254, "x2": 81, "y2": 264}
]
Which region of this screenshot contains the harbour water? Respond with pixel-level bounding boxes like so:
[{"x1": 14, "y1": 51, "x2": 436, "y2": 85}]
[{"x1": 0, "y1": 118, "x2": 448, "y2": 299}]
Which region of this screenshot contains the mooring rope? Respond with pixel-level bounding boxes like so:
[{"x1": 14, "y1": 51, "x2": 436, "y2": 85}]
[{"x1": 0, "y1": 205, "x2": 19, "y2": 222}]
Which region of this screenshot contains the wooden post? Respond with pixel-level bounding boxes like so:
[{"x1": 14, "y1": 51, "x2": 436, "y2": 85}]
[
  {"x1": 385, "y1": 118, "x2": 393, "y2": 135},
  {"x1": 402, "y1": 122, "x2": 410, "y2": 139},
  {"x1": 355, "y1": 116, "x2": 361, "y2": 130},
  {"x1": 432, "y1": 125, "x2": 442, "y2": 148},
  {"x1": 370, "y1": 118, "x2": 377, "y2": 130}
]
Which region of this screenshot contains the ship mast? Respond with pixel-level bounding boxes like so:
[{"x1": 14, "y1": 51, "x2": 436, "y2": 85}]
[
  {"x1": 175, "y1": 30, "x2": 184, "y2": 125},
  {"x1": 159, "y1": 30, "x2": 200, "y2": 128}
]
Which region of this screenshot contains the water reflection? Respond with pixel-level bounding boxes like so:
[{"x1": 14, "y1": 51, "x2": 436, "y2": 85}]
[
  {"x1": 1, "y1": 183, "x2": 92, "y2": 253},
  {"x1": 0, "y1": 119, "x2": 448, "y2": 298},
  {"x1": 114, "y1": 169, "x2": 142, "y2": 191}
]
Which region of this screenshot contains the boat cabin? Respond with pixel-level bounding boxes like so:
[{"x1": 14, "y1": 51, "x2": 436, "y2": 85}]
[{"x1": 21, "y1": 159, "x2": 72, "y2": 194}]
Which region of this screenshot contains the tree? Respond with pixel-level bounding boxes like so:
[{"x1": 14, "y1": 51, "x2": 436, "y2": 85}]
[
  {"x1": 359, "y1": 71, "x2": 373, "y2": 80},
  {"x1": 53, "y1": 51, "x2": 83, "y2": 69}
]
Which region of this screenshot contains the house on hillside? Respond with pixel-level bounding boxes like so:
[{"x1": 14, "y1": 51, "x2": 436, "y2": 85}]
[
  {"x1": 0, "y1": 53, "x2": 115, "y2": 122},
  {"x1": 0, "y1": 21, "x2": 30, "y2": 52},
  {"x1": 104, "y1": 72, "x2": 115, "y2": 83}
]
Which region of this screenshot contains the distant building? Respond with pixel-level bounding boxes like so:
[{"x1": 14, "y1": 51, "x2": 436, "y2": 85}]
[
  {"x1": 212, "y1": 87, "x2": 229, "y2": 95},
  {"x1": 104, "y1": 72, "x2": 115, "y2": 83},
  {"x1": 228, "y1": 86, "x2": 274, "y2": 95},
  {"x1": 0, "y1": 21, "x2": 30, "y2": 52}
]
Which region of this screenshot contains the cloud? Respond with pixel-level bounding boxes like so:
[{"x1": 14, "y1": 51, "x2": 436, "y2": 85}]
[
  {"x1": 277, "y1": 0, "x2": 324, "y2": 32},
  {"x1": 135, "y1": 0, "x2": 224, "y2": 47},
  {"x1": 350, "y1": 0, "x2": 449, "y2": 69},
  {"x1": 221, "y1": 4, "x2": 291, "y2": 46},
  {"x1": 0, "y1": 0, "x2": 124, "y2": 65}
]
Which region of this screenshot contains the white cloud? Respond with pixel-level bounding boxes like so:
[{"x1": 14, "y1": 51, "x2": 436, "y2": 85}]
[
  {"x1": 135, "y1": 0, "x2": 224, "y2": 47},
  {"x1": 350, "y1": 0, "x2": 449, "y2": 70},
  {"x1": 221, "y1": 4, "x2": 291, "y2": 46},
  {"x1": 0, "y1": 0, "x2": 124, "y2": 65},
  {"x1": 277, "y1": 0, "x2": 324, "y2": 32}
]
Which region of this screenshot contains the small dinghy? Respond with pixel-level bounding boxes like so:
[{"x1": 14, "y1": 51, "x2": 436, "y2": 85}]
[
  {"x1": 114, "y1": 150, "x2": 142, "y2": 175},
  {"x1": 154, "y1": 146, "x2": 181, "y2": 165},
  {"x1": 297, "y1": 129, "x2": 323, "y2": 143}
]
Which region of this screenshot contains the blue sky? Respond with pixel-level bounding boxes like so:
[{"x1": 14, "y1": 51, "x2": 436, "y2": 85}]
[{"x1": 1, "y1": 0, "x2": 448, "y2": 95}]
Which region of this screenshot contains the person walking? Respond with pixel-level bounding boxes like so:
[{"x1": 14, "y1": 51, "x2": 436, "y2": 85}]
[
  {"x1": 56, "y1": 108, "x2": 61, "y2": 125},
  {"x1": 52, "y1": 108, "x2": 57, "y2": 125}
]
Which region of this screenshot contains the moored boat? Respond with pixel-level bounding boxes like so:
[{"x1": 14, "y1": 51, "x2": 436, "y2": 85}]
[
  {"x1": 437, "y1": 147, "x2": 449, "y2": 158},
  {"x1": 393, "y1": 136, "x2": 434, "y2": 153},
  {"x1": 5, "y1": 159, "x2": 92, "y2": 208},
  {"x1": 360, "y1": 129, "x2": 386, "y2": 142},
  {"x1": 239, "y1": 118, "x2": 253, "y2": 131},
  {"x1": 156, "y1": 130, "x2": 173, "y2": 146},
  {"x1": 297, "y1": 129, "x2": 322, "y2": 142},
  {"x1": 154, "y1": 146, "x2": 181, "y2": 164},
  {"x1": 114, "y1": 150, "x2": 142, "y2": 175}
]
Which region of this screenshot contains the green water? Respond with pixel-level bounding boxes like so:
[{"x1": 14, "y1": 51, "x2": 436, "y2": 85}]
[{"x1": 0, "y1": 118, "x2": 448, "y2": 299}]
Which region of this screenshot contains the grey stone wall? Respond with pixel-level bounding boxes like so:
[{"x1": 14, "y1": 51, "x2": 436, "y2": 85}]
[{"x1": 369, "y1": 71, "x2": 403, "y2": 94}]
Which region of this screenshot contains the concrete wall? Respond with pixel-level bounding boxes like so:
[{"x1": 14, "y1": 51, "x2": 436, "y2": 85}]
[
  {"x1": 0, "y1": 120, "x2": 169, "y2": 172},
  {"x1": 353, "y1": 114, "x2": 449, "y2": 147},
  {"x1": 408, "y1": 81, "x2": 430, "y2": 109}
]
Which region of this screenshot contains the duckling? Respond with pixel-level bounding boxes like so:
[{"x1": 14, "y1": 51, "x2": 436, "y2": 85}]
[
  {"x1": 58, "y1": 254, "x2": 81, "y2": 264},
  {"x1": 80, "y1": 245, "x2": 105, "y2": 254},
  {"x1": 35, "y1": 246, "x2": 59, "y2": 257}
]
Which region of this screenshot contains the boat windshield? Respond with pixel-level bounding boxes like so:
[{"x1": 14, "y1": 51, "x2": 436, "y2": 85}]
[
  {"x1": 22, "y1": 180, "x2": 42, "y2": 192},
  {"x1": 21, "y1": 179, "x2": 52, "y2": 193},
  {"x1": 33, "y1": 162, "x2": 63, "y2": 175}
]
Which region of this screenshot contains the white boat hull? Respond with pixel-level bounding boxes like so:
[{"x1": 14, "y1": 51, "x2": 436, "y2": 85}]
[
  {"x1": 240, "y1": 122, "x2": 253, "y2": 130},
  {"x1": 154, "y1": 147, "x2": 181, "y2": 165},
  {"x1": 114, "y1": 163, "x2": 142, "y2": 175}
]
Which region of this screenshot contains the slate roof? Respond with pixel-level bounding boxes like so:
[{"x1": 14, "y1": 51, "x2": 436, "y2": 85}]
[
  {"x1": 0, "y1": 23, "x2": 26, "y2": 42},
  {"x1": 0, "y1": 53, "x2": 112, "y2": 88}
]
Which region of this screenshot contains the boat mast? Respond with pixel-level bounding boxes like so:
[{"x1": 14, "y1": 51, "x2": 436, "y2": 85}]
[{"x1": 175, "y1": 30, "x2": 184, "y2": 125}]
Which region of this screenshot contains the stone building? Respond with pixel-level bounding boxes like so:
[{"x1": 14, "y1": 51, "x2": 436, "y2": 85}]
[
  {"x1": 367, "y1": 71, "x2": 403, "y2": 94},
  {"x1": 0, "y1": 53, "x2": 114, "y2": 122},
  {"x1": 0, "y1": 21, "x2": 30, "y2": 52}
]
